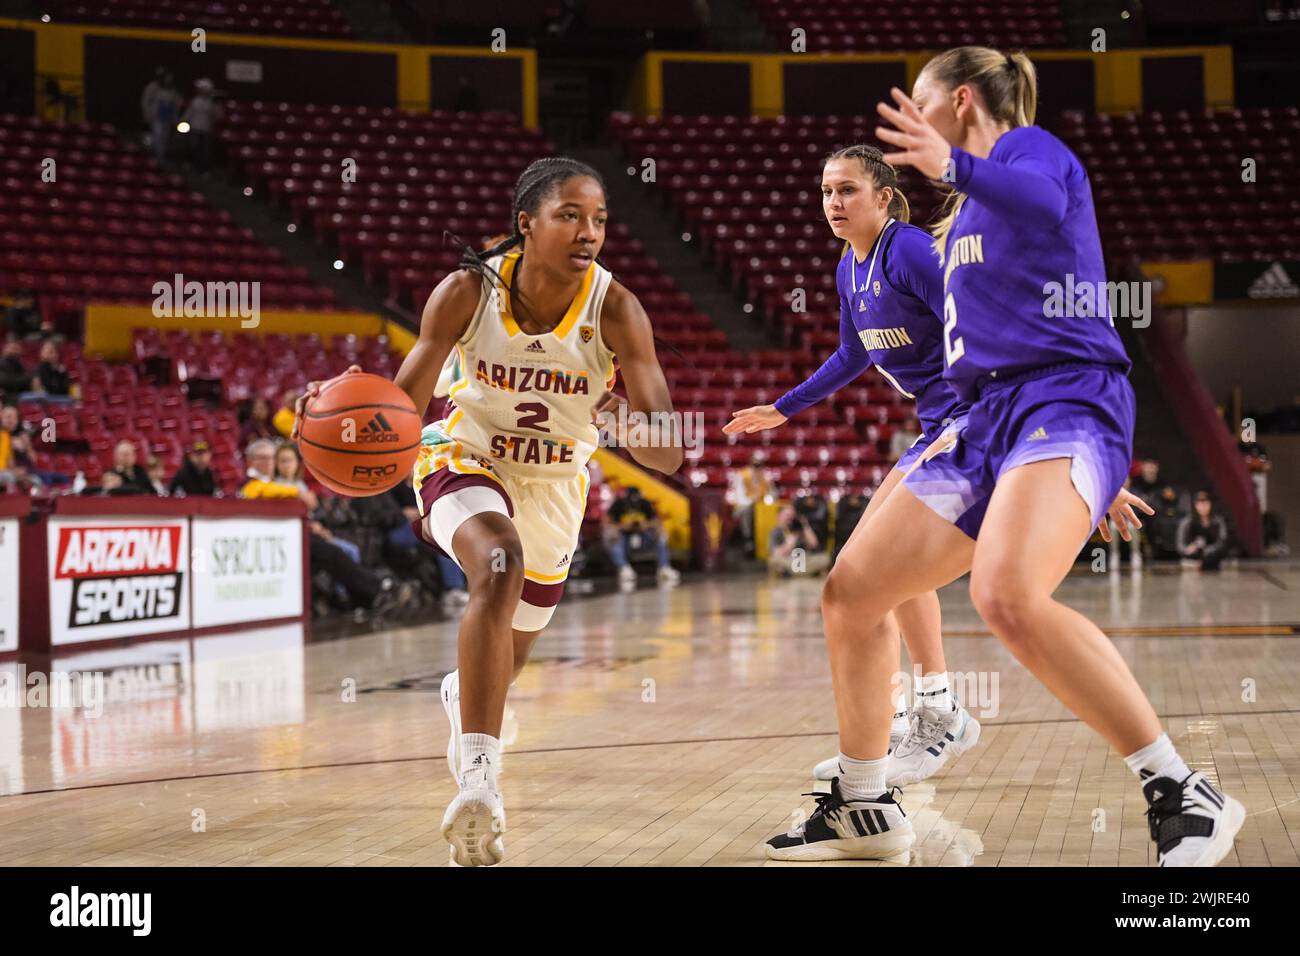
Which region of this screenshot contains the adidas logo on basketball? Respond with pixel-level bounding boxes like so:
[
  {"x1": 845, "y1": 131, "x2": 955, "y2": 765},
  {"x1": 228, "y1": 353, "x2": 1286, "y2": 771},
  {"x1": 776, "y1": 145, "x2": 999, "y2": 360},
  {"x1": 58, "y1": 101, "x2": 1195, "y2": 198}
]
[
  {"x1": 355, "y1": 411, "x2": 400, "y2": 444},
  {"x1": 525, "y1": 340, "x2": 546, "y2": 353}
]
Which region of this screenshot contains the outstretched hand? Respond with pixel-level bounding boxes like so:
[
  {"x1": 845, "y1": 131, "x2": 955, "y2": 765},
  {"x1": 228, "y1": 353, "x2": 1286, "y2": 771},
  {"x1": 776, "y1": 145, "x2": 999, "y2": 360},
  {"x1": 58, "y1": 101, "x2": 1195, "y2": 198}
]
[
  {"x1": 723, "y1": 404, "x2": 787, "y2": 436},
  {"x1": 875, "y1": 86, "x2": 953, "y2": 182},
  {"x1": 1098, "y1": 488, "x2": 1156, "y2": 543}
]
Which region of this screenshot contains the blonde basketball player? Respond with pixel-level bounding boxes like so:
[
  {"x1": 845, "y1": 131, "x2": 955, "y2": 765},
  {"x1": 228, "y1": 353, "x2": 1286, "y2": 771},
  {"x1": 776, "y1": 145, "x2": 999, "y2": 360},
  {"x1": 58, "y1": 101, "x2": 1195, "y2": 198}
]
[{"x1": 296, "y1": 158, "x2": 683, "y2": 866}]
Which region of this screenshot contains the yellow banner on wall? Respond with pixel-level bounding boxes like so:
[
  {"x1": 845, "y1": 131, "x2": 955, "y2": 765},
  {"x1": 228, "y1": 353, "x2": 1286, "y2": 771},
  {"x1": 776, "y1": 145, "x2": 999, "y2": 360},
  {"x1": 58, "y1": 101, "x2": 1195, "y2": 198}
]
[
  {"x1": 1141, "y1": 261, "x2": 1214, "y2": 305},
  {"x1": 83, "y1": 303, "x2": 391, "y2": 359}
]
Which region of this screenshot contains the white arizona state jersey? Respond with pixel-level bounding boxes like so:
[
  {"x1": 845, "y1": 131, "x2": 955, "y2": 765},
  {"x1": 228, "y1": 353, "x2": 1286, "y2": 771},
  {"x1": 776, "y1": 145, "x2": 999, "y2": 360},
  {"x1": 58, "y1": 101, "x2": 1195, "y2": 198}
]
[{"x1": 429, "y1": 251, "x2": 617, "y2": 481}]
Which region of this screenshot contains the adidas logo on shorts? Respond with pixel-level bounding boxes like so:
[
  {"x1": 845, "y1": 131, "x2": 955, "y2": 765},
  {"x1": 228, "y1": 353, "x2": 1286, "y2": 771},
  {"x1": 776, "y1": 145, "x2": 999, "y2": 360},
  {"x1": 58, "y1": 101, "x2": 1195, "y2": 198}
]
[{"x1": 556, "y1": 553, "x2": 570, "y2": 568}]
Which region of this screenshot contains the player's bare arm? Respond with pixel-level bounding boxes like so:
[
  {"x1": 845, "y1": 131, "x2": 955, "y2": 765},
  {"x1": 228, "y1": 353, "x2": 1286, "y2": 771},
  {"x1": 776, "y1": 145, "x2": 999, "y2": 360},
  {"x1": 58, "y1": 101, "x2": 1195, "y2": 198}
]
[
  {"x1": 597, "y1": 280, "x2": 683, "y2": 475},
  {"x1": 291, "y1": 270, "x2": 479, "y2": 439},
  {"x1": 393, "y1": 270, "x2": 482, "y2": 417}
]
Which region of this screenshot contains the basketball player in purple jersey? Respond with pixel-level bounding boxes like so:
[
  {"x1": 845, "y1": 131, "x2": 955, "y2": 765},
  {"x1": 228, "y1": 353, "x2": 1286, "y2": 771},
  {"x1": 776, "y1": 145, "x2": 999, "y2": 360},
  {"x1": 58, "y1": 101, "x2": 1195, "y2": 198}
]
[
  {"x1": 766, "y1": 47, "x2": 1242, "y2": 866},
  {"x1": 726, "y1": 145, "x2": 984, "y2": 794}
]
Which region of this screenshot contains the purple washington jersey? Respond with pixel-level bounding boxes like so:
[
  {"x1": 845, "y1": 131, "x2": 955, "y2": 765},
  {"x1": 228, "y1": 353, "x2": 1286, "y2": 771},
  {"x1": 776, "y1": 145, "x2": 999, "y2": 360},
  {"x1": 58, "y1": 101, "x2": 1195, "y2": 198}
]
[
  {"x1": 775, "y1": 219, "x2": 968, "y2": 444},
  {"x1": 940, "y1": 126, "x2": 1130, "y2": 402}
]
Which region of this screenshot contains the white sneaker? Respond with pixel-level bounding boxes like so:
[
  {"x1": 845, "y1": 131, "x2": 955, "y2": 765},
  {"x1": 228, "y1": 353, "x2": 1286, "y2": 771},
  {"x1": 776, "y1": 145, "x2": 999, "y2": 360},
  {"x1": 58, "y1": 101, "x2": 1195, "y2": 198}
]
[
  {"x1": 887, "y1": 703, "x2": 981, "y2": 787},
  {"x1": 440, "y1": 670, "x2": 461, "y2": 781},
  {"x1": 442, "y1": 761, "x2": 506, "y2": 867},
  {"x1": 1144, "y1": 772, "x2": 1245, "y2": 867},
  {"x1": 766, "y1": 778, "x2": 914, "y2": 862},
  {"x1": 657, "y1": 565, "x2": 680, "y2": 587},
  {"x1": 617, "y1": 565, "x2": 636, "y2": 586},
  {"x1": 813, "y1": 712, "x2": 910, "y2": 780},
  {"x1": 442, "y1": 588, "x2": 469, "y2": 609}
]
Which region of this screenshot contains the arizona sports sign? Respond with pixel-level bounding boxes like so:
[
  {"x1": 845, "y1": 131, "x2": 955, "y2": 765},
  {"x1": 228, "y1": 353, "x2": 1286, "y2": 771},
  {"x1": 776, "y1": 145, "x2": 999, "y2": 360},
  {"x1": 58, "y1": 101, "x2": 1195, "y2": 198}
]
[{"x1": 47, "y1": 518, "x2": 191, "y2": 645}]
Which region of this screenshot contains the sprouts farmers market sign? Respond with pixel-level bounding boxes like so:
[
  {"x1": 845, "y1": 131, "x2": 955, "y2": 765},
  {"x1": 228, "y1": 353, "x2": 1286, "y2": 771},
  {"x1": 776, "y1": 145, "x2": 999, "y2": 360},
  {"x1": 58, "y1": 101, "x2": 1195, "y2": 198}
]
[{"x1": 190, "y1": 517, "x2": 303, "y2": 628}]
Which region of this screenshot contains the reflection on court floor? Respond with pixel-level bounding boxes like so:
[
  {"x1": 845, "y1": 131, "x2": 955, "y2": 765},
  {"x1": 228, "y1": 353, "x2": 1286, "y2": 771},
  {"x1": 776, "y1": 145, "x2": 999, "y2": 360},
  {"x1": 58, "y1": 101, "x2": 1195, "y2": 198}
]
[{"x1": 0, "y1": 566, "x2": 1297, "y2": 866}]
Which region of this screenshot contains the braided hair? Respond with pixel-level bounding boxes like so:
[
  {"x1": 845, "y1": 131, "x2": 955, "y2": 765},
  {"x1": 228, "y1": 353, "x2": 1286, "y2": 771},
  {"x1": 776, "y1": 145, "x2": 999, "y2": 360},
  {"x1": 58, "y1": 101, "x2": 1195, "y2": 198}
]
[
  {"x1": 443, "y1": 157, "x2": 696, "y2": 371},
  {"x1": 824, "y1": 144, "x2": 911, "y2": 223}
]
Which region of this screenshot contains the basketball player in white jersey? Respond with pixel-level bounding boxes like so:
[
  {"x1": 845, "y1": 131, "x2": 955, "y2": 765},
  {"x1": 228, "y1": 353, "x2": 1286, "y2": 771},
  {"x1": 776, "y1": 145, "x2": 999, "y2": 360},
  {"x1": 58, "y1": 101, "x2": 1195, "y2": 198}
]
[{"x1": 296, "y1": 159, "x2": 683, "y2": 866}]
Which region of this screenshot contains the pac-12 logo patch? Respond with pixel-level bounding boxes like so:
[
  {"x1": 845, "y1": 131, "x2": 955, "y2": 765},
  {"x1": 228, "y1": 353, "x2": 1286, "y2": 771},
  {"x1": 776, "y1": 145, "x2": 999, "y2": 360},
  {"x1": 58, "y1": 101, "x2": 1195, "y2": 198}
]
[
  {"x1": 579, "y1": 325, "x2": 594, "y2": 343},
  {"x1": 873, "y1": 280, "x2": 881, "y2": 297}
]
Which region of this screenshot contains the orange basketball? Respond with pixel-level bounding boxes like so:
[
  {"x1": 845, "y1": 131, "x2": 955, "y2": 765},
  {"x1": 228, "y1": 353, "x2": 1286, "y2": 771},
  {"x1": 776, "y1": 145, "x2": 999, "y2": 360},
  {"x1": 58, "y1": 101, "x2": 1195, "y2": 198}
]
[{"x1": 297, "y1": 372, "x2": 423, "y2": 496}]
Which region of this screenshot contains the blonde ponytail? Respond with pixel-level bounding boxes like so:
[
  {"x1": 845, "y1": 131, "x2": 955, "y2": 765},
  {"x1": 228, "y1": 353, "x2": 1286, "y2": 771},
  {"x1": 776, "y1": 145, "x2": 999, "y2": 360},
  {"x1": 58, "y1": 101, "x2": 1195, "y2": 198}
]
[{"x1": 919, "y1": 46, "x2": 1040, "y2": 261}]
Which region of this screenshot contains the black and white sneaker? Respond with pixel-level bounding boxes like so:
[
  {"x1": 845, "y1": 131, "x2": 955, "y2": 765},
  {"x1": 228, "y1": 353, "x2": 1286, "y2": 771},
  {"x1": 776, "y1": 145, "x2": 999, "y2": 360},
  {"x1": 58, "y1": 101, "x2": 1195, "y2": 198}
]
[
  {"x1": 766, "y1": 778, "x2": 915, "y2": 862},
  {"x1": 1143, "y1": 772, "x2": 1245, "y2": 867}
]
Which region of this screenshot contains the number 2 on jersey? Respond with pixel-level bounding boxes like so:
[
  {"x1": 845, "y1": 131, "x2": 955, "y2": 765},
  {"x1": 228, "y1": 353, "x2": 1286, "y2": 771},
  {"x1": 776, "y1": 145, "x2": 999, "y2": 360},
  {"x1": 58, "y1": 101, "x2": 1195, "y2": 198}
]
[
  {"x1": 514, "y1": 402, "x2": 551, "y2": 432},
  {"x1": 943, "y1": 293, "x2": 965, "y2": 367}
]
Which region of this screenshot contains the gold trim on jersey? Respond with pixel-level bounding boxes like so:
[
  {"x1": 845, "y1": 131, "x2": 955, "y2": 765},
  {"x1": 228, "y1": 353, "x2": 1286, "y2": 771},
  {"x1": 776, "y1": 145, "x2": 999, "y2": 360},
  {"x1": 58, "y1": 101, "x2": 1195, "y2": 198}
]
[
  {"x1": 448, "y1": 342, "x2": 470, "y2": 398},
  {"x1": 496, "y1": 251, "x2": 596, "y2": 341},
  {"x1": 425, "y1": 441, "x2": 506, "y2": 490},
  {"x1": 524, "y1": 567, "x2": 569, "y2": 583}
]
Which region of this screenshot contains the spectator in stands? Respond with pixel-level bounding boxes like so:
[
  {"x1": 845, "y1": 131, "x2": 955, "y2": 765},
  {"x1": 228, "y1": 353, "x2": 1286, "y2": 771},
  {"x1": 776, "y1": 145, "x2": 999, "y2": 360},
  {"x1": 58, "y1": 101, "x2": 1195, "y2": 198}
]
[
  {"x1": 768, "y1": 504, "x2": 830, "y2": 577},
  {"x1": 31, "y1": 339, "x2": 72, "y2": 400},
  {"x1": 169, "y1": 439, "x2": 221, "y2": 496},
  {"x1": 4, "y1": 290, "x2": 48, "y2": 339},
  {"x1": 793, "y1": 491, "x2": 830, "y2": 548},
  {"x1": 150, "y1": 73, "x2": 180, "y2": 165},
  {"x1": 728, "y1": 460, "x2": 771, "y2": 555},
  {"x1": 271, "y1": 440, "x2": 365, "y2": 566},
  {"x1": 239, "y1": 397, "x2": 277, "y2": 447},
  {"x1": 102, "y1": 440, "x2": 155, "y2": 496},
  {"x1": 1148, "y1": 484, "x2": 1188, "y2": 560},
  {"x1": 890, "y1": 415, "x2": 921, "y2": 461},
  {"x1": 356, "y1": 482, "x2": 470, "y2": 610},
  {"x1": 1130, "y1": 457, "x2": 1164, "y2": 506},
  {"x1": 145, "y1": 456, "x2": 169, "y2": 496},
  {"x1": 242, "y1": 438, "x2": 406, "y2": 615},
  {"x1": 1178, "y1": 491, "x2": 1230, "y2": 572},
  {"x1": 0, "y1": 338, "x2": 30, "y2": 400},
  {"x1": 0, "y1": 403, "x2": 32, "y2": 491},
  {"x1": 42, "y1": 77, "x2": 78, "y2": 123},
  {"x1": 271, "y1": 387, "x2": 300, "y2": 439},
  {"x1": 141, "y1": 67, "x2": 164, "y2": 133},
  {"x1": 832, "y1": 487, "x2": 871, "y2": 564},
  {"x1": 182, "y1": 78, "x2": 221, "y2": 174},
  {"x1": 606, "y1": 485, "x2": 680, "y2": 588}
]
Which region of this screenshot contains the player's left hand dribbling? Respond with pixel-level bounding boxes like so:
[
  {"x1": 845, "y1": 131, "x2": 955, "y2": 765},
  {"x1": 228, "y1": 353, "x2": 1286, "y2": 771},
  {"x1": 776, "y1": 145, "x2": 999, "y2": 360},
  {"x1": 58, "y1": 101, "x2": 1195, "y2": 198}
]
[{"x1": 292, "y1": 364, "x2": 362, "y2": 440}]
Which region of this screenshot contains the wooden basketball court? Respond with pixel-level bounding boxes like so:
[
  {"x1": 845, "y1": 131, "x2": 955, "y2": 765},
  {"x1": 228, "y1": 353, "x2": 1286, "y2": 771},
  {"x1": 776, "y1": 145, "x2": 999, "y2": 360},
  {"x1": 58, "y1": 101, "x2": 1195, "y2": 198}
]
[{"x1": 1, "y1": 563, "x2": 1297, "y2": 866}]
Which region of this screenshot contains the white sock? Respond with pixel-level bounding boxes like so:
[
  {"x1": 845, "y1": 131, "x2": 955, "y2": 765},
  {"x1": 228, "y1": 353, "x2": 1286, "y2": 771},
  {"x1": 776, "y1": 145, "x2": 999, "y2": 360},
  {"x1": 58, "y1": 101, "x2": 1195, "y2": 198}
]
[
  {"x1": 1124, "y1": 733, "x2": 1191, "y2": 785},
  {"x1": 836, "y1": 753, "x2": 888, "y2": 801},
  {"x1": 915, "y1": 672, "x2": 952, "y2": 713},
  {"x1": 458, "y1": 733, "x2": 500, "y2": 787}
]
